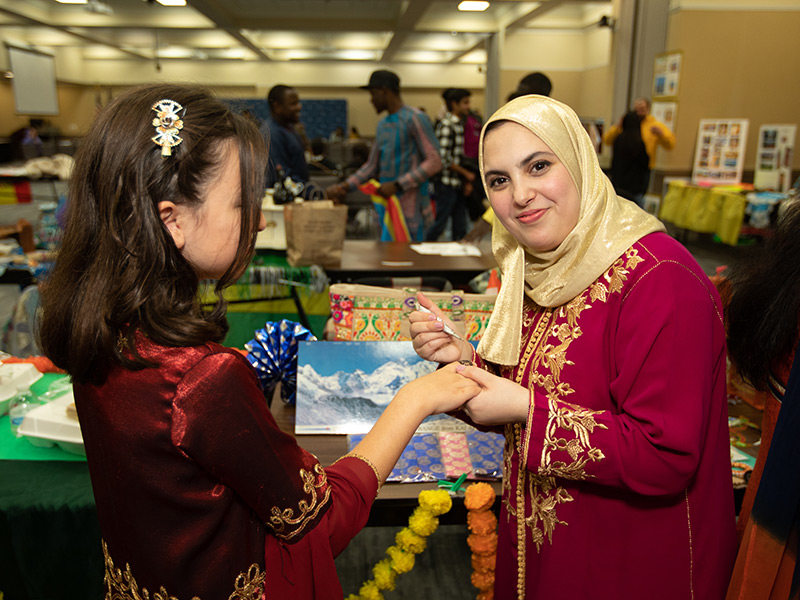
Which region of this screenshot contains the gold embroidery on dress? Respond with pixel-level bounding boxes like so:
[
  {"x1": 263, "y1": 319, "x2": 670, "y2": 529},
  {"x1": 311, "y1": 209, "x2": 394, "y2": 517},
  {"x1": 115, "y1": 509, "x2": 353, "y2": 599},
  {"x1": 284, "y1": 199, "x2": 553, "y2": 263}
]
[
  {"x1": 101, "y1": 539, "x2": 266, "y2": 600},
  {"x1": 269, "y1": 462, "x2": 331, "y2": 540},
  {"x1": 506, "y1": 251, "x2": 643, "y2": 574}
]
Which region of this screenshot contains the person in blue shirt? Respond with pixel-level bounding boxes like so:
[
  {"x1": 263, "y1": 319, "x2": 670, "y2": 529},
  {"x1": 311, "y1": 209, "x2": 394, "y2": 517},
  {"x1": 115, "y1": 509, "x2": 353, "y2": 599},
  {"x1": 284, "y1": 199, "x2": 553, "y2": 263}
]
[{"x1": 260, "y1": 85, "x2": 309, "y2": 190}]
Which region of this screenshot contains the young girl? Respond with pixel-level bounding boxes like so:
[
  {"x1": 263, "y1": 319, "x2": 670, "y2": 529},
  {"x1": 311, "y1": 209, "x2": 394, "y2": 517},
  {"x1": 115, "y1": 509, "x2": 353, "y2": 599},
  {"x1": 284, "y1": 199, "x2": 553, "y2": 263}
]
[
  {"x1": 38, "y1": 83, "x2": 479, "y2": 599},
  {"x1": 410, "y1": 95, "x2": 736, "y2": 599}
]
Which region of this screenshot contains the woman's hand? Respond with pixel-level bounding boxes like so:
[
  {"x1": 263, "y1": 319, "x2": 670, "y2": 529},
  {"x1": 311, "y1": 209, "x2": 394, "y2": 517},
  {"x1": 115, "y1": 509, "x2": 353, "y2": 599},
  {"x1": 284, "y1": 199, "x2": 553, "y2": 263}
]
[
  {"x1": 456, "y1": 365, "x2": 530, "y2": 426},
  {"x1": 408, "y1": 291, "x2": 473, "y2": 364},
  {"x1": 395, "y1": 362, "x2": 481, "y2": 416}
]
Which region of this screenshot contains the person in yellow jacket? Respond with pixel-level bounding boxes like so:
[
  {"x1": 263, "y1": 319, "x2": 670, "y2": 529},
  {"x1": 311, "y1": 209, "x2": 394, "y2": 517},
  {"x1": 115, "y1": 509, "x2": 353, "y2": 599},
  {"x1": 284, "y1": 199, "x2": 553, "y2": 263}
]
[{"x1": 603, "y1": 97, "x2": 675, "y2": 170}]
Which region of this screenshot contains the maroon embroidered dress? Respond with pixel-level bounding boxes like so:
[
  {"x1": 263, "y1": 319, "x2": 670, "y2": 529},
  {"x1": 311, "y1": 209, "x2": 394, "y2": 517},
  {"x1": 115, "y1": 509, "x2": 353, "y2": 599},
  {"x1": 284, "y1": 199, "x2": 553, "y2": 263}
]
[
  {"x1": 74, "y1": 338, "x2": 378, "y2": 599},
  {"x1": 477, "y1": 232, "x2": 737, "y2": 599}
]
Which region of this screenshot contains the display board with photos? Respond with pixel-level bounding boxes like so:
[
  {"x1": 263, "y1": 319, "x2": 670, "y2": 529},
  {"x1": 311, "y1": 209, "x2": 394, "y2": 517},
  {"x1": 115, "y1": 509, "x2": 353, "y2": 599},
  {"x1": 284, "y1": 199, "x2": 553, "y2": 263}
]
[
  {"x1": 691, "y1": 119, "x2": 749, "y2": 186},
  {"x1": 754, "y1": 124, "x2": 796, "y2": 192}
]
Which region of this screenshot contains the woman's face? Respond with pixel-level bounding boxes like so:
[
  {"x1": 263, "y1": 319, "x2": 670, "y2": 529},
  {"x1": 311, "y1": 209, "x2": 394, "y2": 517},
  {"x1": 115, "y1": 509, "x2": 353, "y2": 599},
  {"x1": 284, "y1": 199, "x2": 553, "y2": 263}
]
[
  {"x1": 180, "y1": 142, "x2": 266, "y2": 280},
  {"x1": 482, "y1": 121, "x2": 580, "y2": 252}
]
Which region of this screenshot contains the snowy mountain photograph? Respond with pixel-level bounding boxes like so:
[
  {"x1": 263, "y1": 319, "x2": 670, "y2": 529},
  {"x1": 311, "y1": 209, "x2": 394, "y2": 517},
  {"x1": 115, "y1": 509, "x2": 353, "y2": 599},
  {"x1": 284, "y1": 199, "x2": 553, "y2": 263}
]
[{"x1": 295, "y1": 341, "x2": 463, "y2": 434}]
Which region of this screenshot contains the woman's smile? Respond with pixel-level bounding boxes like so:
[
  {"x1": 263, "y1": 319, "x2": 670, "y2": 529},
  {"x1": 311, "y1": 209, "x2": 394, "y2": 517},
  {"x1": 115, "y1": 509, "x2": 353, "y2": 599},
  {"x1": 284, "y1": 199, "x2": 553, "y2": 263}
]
[{"x1": 517, "y1": 207, "x2": 548, "y2": 224}]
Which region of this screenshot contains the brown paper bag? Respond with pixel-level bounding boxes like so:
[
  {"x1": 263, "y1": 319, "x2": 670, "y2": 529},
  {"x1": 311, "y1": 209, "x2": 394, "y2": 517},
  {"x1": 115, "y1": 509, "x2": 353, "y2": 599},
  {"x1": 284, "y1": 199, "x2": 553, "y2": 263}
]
[{"x1": 284, "y1": 201, "x2": 347, "y2": 267}]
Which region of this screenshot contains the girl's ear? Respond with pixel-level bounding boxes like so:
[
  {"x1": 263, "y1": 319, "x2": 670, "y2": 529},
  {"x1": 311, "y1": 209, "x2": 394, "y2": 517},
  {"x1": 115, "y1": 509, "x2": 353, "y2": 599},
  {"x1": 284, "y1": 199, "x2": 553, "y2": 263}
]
[{"x1": 158, "y1": 201, "x2": 185, "y2": 249}]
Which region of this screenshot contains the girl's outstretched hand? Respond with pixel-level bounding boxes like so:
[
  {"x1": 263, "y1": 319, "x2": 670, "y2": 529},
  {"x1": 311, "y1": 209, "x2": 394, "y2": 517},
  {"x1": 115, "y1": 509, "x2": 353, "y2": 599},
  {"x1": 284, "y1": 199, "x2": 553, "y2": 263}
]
[
  {"x1": 455, "y1": 365, "x2": 530, "y2": 426},
  {"x1": 397, "y1": 362, "x2": 481, "y2": 417},
  {"x1": 408, "y1": 291, "x2": 473, "y2": 365}
]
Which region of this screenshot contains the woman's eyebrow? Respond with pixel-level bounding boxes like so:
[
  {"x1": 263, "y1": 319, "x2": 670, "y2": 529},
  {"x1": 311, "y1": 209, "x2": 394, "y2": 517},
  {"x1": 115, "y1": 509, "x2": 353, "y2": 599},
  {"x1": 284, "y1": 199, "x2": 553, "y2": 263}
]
[
  {"x1": 484, "y1": 150, "x2": 556, "y2": 178},
  {"x1": 483, "y1": 167, "x2": 506, "y2": 178},
  {"x1": 517, "y1": 150, "x2": 554, "y2": 168}
]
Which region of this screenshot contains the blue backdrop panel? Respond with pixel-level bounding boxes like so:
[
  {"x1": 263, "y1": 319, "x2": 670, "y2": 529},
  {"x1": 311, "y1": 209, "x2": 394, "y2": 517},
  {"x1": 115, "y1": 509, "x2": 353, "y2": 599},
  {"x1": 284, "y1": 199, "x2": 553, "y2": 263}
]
[{"x1": 223, "y1": 98, "x2": 347, "y2": 141}]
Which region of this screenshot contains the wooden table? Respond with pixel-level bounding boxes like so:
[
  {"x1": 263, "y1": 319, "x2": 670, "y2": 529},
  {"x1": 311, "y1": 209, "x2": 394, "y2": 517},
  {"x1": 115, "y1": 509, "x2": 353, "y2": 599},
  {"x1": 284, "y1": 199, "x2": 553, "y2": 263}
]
[
  {"x1": 269, "y1": 397, "x2": 502, "y2": 526},
  {"x1": 326, "y1": 240, "x2": 496, "y2": 289}
]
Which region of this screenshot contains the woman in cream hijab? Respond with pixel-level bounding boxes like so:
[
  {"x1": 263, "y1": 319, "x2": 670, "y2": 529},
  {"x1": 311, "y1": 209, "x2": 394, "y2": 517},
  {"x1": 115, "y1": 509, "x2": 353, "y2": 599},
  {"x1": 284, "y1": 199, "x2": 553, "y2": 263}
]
[{"x1": 410, "y1": 96, "x2": 736, "y2": 599}]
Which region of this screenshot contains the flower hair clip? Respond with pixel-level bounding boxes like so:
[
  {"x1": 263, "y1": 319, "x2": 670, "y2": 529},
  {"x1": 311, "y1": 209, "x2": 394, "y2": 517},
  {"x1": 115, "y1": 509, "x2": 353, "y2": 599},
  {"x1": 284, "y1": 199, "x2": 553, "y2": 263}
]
[{"x1": 151, "y1": 99, "x2": 184, "y2": 157}]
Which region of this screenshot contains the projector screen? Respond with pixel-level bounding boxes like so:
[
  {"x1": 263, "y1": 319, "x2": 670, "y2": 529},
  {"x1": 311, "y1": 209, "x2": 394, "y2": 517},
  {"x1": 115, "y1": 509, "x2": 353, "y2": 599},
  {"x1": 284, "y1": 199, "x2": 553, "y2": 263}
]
[{"x1": 7, "y1": 45, "x2": 60, "y2": 116}]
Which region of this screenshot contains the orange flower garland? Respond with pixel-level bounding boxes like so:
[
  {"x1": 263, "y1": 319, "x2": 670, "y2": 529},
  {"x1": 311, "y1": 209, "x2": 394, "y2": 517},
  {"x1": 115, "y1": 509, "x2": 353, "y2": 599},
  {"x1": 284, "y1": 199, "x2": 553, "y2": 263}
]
[{"x1": 465, "y1": 482, "x2": 498, "y2": 600}]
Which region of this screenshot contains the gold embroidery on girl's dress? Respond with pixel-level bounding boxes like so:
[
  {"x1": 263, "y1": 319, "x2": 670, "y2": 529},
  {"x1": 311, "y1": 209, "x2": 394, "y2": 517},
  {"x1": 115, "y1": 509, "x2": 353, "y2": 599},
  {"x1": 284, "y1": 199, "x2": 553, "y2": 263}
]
[
  {"x1": 102, "y1": 539, "x2": 266, "y2": 600},
  {"x1": 269, "y1": 462, "x2": 331, "y2": 540}
]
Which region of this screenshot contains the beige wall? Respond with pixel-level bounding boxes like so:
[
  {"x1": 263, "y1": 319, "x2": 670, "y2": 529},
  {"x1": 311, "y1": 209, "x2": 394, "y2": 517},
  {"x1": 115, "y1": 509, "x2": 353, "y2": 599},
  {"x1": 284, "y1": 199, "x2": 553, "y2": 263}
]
[
  {"x1": 0, "y1": 81, "x2": 99, "y2": 137},
  {"x1": 664, "y1": 8, "x2": 800, "y2": 174}
]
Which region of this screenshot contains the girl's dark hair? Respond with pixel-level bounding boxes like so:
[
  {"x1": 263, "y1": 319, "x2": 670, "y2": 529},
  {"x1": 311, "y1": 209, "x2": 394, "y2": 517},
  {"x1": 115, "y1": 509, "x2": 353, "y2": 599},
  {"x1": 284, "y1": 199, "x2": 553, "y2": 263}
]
[
  {"x1": 726, "y1": 200, "x2": 800, "y2": 390},
  {"x1": 39, "y1": 83, "x2": 267, "y2": 385}
]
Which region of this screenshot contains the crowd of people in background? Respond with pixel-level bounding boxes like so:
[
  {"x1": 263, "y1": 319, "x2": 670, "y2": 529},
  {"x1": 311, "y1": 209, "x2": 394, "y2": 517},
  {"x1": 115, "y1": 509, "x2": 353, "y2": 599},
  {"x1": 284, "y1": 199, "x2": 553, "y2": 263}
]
[{"x1": 255, "y1": 69, "x2": 680, "y2": 242}]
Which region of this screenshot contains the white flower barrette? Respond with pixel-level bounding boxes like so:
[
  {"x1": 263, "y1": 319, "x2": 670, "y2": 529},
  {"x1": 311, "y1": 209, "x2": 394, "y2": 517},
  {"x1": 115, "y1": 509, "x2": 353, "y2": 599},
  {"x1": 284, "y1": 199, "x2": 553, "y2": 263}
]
[{"x1": 151, "y1": 99, "x2": 185, "y2": 157}]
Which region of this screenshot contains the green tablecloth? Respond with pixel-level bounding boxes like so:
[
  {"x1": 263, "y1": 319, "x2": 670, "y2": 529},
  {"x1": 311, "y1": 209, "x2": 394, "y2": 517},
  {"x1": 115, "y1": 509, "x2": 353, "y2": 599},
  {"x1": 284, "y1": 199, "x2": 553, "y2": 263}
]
[{"x1": 0, "y1": 373, "x2": 102, "y2": 599}]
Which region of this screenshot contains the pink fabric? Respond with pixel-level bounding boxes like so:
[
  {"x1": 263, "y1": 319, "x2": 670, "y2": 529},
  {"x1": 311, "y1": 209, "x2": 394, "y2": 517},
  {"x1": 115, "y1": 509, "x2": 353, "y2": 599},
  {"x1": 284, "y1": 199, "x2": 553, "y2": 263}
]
[
  {"x1": 478, "y1": 232, "x2": 736, "y2": 599},
  {"x1": 439, "y1": 431, "x2": 473, "y2": 478}
]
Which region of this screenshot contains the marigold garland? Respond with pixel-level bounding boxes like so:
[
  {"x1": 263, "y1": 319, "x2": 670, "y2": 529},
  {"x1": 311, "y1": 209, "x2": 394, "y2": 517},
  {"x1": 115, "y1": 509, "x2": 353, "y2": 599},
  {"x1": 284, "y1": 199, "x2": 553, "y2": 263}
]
[
  {"x1": 465, "y1": 482, "x2": 498, "y2": 600},
  {"x1": 345, "y1": 489, "x2": 453, "y2": 600}
]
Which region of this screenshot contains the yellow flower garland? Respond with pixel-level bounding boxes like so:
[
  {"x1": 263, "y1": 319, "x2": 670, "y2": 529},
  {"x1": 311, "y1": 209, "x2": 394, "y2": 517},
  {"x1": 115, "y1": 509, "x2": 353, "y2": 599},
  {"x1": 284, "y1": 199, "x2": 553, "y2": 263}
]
[{"x1": 345, "y1": 489, "x2": 452, "y2": 600}]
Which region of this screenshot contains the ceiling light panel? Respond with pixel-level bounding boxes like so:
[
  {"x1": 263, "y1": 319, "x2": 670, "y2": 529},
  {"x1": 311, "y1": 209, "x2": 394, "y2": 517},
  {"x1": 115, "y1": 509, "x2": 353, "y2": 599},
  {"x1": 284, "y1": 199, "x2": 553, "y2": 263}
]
[
  {"x1": 155, "y1": 45, "x2": 194, "y2": 59},
  {"x1": 403, "y1": 32, "x2": 484, "y2": 52},
  {"x1": 393, "y1": 50, "x2": 456, "y2": 64},
  {"x1": 5, "y1": 26, "x2": 77, "y2": 46},
  {"x1": 82, "y1": 44, "x2": 131, "y2": 59},
  {"x1": 458, "y1": 49, "x2": 487, "y2": 64},
  {"x1": 251, "y1": 31, "x2": 319, "y2": 49},
  {"x1": 458, "y1": 1, "x2": 489, "y2": 11}
]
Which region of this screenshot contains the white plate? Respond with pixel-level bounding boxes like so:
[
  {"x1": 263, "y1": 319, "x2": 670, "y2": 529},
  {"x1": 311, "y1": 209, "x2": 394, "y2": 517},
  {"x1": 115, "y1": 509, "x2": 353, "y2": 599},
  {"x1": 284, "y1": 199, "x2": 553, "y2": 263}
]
[{"x1": 17, "y1": 393, "x2": 85, "y2": 456}]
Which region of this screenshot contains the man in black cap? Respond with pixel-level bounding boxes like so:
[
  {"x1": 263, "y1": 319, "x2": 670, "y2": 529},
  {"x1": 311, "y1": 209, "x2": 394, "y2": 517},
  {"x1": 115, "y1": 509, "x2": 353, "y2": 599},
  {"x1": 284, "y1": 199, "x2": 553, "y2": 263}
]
[{"x1": 327, "y1": 69, "x2": 441, "y2": 240}]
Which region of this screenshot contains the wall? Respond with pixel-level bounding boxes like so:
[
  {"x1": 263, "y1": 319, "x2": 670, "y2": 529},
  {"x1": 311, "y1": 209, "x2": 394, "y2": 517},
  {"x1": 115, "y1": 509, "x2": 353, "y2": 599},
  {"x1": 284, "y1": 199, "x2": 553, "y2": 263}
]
[
  {"x1": 0, "y1": 81, "x2": 98, "y2": 137},
  {"x1": 500, "y1": 27, "x2": 614, "y2": 122},
  {"x1": 665, "y1": 5, "x2": 800, "y2": 174}
]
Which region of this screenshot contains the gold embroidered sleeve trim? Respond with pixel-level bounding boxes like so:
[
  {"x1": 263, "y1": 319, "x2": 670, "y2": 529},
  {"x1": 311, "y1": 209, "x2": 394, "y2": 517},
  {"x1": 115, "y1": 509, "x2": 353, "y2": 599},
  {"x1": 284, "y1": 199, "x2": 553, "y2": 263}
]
[
  {"x1": 269, "y1": 462, "x2": 332, "y2": 540},
  {"x1": 102, "y1": 539, "x2": 266, "y2": 600},
  {"x1": 335, "y1": 452, "x2": 383, "y2": 498}
]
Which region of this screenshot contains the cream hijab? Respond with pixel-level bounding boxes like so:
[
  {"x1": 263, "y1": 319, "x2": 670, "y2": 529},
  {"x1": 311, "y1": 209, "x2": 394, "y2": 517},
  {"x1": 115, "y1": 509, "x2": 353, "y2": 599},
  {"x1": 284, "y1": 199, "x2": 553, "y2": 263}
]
[{"x1": 476, "y1": 95, "x2": 665, "y2": 365}]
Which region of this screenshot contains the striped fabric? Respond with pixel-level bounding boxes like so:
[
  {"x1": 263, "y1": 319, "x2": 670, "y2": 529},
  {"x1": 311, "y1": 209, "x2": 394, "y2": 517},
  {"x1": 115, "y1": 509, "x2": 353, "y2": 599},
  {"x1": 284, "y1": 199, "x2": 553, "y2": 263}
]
[{"x1": 346, "y1": 105, "x2": 441, "y2": 238}]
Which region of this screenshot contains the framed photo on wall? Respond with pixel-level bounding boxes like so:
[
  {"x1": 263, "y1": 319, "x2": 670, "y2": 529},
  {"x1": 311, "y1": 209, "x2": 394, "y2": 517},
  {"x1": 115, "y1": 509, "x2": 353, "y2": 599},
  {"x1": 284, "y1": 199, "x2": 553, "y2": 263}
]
[
  {"x1": 651, "y1": 101, "x2": 677, "y2": 133},
  {"x1": 653, "y1": 51, "x2": 682, "y2": 99}
]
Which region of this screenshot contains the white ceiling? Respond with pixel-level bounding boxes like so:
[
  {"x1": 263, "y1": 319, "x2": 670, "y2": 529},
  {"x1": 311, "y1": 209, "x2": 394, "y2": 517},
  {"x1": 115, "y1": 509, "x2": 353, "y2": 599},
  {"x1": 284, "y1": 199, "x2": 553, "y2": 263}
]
[{"x1": 0, "y1": 0, "x2": 612, "y2": 67}]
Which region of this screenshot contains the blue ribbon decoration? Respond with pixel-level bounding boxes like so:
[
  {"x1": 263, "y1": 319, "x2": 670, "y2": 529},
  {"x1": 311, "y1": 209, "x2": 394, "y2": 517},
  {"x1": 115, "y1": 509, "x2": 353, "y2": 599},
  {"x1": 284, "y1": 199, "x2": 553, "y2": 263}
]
[{"x1": 245, "y1": 319, "x2": 316, "y2": 405}]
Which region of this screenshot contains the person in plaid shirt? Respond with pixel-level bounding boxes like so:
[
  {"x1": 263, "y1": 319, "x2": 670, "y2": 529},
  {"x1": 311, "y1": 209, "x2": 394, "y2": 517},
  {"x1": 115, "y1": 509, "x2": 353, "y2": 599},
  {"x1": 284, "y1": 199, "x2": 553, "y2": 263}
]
[{"x1": 426, "y1": 88, "x2": 476, "y2": 241}]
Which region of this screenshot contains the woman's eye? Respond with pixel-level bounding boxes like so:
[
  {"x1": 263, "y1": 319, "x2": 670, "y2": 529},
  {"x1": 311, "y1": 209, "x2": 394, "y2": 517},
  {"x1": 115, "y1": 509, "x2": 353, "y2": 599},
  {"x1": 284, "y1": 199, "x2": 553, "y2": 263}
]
[
  {"x1": 488, "y1": 176, "x2": 508, "y2": 188},
  {"x1": 531, "y1": 160, "x2": 551, "y2": 173}
]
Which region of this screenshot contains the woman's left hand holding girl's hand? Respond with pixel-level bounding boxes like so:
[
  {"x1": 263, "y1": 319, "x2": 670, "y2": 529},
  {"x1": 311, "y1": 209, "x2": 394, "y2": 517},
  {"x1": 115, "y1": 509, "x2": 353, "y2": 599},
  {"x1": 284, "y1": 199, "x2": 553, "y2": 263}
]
[{"x1": 455, "y1": 365, "x2": 530, "y2": 426}]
